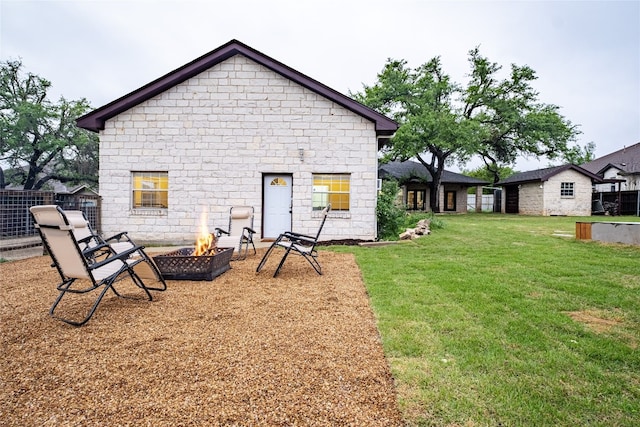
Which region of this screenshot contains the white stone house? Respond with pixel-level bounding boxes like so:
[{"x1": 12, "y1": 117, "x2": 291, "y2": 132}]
[
  {"x1": 496, "y1": 164, "x2": 603, "y2": 216},
  {"x1": 77, "y1": 40, "x2": 397, "y2": 244}
]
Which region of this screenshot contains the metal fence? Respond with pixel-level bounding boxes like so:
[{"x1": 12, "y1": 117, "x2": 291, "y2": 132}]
[
  {"x1": 593, "y1": 190, "x2": 640, "y2": 216},
  {"x1": 0, "y1": 190, "x2": 101, "y2": 238},
  {"x1": 56, "y1": 193, "x2": 102, "y2": 234}
]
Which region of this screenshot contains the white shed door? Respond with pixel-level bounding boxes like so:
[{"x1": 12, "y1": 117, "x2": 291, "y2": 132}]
[{"x1": 263, "y1": 174, "x2": 292, "y2": 239}]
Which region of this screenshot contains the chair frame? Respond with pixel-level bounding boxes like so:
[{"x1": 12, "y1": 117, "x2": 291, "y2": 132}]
[
  {"x1": 214, "y1": 206, "x2": 257, "y2": 260},
  {"x1": 256, "y1": 204, "x2": 330, "y2": 277},
  {"x1": 64, "y1": 210, "x2": 167, "y2": 291},
  {"x1": 30, "y1": 205, "x2": 155, "y2": 326}
]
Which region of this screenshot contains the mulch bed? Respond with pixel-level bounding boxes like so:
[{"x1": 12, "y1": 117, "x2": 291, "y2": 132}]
[{"x1": 0, "y1": 249, "x2": 403, "y2": 426}]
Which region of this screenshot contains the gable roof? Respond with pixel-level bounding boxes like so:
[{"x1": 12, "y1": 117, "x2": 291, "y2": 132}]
[
  {"x1": 581, "y1": 142, "x2": 640, "y2": 175},
  {"x1": 378, "y1": 160, "x2": 490, "y2": 186},
  {"x1": 496, "y1": 164, "x2": 603, "y2": 186},
  {"x1": 595, "y1": 163, "x2": 627, "y2": 176},
  {"x1": 76, "y1": 39, "x2": 398, "y2": 137}
]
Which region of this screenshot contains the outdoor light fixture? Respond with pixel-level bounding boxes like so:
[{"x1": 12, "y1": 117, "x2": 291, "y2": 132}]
[{"x1": 298, "y1": 148, "x2": 304, "y2": 162}]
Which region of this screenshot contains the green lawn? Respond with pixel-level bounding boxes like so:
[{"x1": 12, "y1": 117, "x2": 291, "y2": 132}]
[{"x1": 333, "y1": 214, "x2": 640, "y2": 426}]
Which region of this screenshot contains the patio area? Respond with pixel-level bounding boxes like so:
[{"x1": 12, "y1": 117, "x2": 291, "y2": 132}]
[{"x1": 0, "y1": 248, "x2": 403, "y2": 426}]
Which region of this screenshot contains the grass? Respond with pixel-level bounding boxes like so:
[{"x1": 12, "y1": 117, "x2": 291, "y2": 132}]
[{"x1": 332, "y1": 214, "x2": 640, "y2": 426}]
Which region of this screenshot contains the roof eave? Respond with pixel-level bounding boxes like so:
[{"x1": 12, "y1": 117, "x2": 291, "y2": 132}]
[{"x1": 76, "y1": 40, "x2": 398, "y2": 135}]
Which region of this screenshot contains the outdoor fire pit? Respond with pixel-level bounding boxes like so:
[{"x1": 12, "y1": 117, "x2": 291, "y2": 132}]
[{"x1": 153, "y1": 246, "x2": 234, "y2": 281}]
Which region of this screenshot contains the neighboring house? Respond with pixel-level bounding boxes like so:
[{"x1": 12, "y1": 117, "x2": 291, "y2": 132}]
[
  {"x1": 55, "y1": 185, "x2": 101, "y2": 207},
  {"x1": 581, "y1": 142, "x2": 640, "y2": 192},
  {"x1": 378, "y1": 160, "x2": 489, "y2": 213},
  {"x1": 76, "y1": 40, "x2": 397, "y2": 244},
  {"x1": 495, "y1": 164, "x2": 602, "y2": 216}
]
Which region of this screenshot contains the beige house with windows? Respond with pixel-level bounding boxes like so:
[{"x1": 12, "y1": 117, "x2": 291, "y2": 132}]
[
  {"x1": 77, "y1": 40, "x2": 397, "y2": 244},
  {"x1": 581, "y1": 142, "x2": 640, "y2": 192},
  {"x1": 496, "y1": 164, "x2": 602, "y2": 216},
  {"x1": 378, "y1": 160, "x2": 490, "y2": 213}
]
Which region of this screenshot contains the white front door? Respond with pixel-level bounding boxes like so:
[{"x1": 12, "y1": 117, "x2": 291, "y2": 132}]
[{"x1": 263, "y1": 174, "x2": 292, "y2": 239}]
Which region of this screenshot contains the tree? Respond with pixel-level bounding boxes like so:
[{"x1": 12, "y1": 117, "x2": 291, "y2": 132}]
[
  {"x1": 353, "y1": 58, "x2": 474, "y2": 212},
  {"x1": 0, "y1": 60, "x2": 98, "y2": 190},
  {"x1": 462, "y1": 48, "x2": 581, "y2": 184},
  {"x1": 354, "y1": 49, "x2": 585, "y2": 210},
  {"x1": 462, "y1": 164, "x2": 516, "y2": 186},
  {"x1": 561, "y1": 141, "x2": 596, "y2": 165}
]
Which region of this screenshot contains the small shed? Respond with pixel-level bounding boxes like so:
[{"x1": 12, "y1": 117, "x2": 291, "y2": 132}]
[{"x1": 496, "y1": 164, "x2": 603, "y2": 215}]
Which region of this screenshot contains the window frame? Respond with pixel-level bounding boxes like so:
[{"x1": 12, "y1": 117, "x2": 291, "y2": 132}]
[
  {"x1": 406, "y1": 189, "x2": 426, "y2": 210},
  {"x1": 444, "y1": 190, "x2": 457, "y2": 211},
  {"x1": 312, "y1": 173, "x2": 350, "y2": 212},
  {"x1": 131, "y1": 171, "x2": 169, "y2": 209},
  {"x1": 560, "y1": 182, "x2": 575, "y2": 198}
]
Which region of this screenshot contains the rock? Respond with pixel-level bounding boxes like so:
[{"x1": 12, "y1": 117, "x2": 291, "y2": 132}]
[
  {"x1": 400, "y1": 219, "x2": 431, "y2": 239},
  {"x1": 399, "y1": 229, "x2": 415, "y2": 240}
]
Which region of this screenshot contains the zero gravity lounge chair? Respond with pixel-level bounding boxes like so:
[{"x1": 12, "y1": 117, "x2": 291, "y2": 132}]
[
  {"x1": 256, "y1": 204, "x2": 330, "y2": 277},
  {"x1": 215, "y1": 206, "x2": 257, "y2": 260},
  {"x1": 63, "y1": 210, "x2": 166, "y2": 291},
  {"x1": 30, "y1": 205, "x2": 154, "y2": 326}
]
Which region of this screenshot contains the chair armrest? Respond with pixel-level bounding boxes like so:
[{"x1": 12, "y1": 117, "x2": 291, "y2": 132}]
[
  {"x1": 283, "y1": 232, "x2": 316, "y2": 245},
  {"x1": 243, "y1": 227, "x2": 256, "y2": 235},
  {"x1": 104, "y1": 231, "x2": 130, "y2": 243},
  {"x1": 215, "y1": 228, "x2": 230, "y2": 236},
  {"x1": 83, "y1": 242, "x2": 112, "y2": 257},
  {"x1": 284, "y1": 231, "x2": 315, "y2": 240},
  {"x1": 87, "y1": 244, "x2": 144, "y2": 271},
  {"x1": 77, "y1": 235, "x2": 96, "y2": 245}
]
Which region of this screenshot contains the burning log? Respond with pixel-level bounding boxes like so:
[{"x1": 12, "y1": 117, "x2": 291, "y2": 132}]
[
  {"x1": 195, "y1": 233, "x2": 216, "y2": 256},
  {"x1": 194, "y1": 207, "x2": 217, "y2": 256}
]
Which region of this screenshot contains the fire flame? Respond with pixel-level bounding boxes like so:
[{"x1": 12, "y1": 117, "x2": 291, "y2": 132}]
[{"x1": 194, "y1": 207, "x2": 215, "y2": 256}]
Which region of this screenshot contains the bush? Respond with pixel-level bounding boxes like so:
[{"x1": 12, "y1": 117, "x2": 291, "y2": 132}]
[{"x1": 376, "y1": 180, "x2": 406, "y2": 240}]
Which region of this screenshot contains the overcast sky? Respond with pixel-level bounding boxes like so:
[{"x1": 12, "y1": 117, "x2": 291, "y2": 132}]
[{"x1": 1, "y1": 0, "x2": 639, "y2": 172}]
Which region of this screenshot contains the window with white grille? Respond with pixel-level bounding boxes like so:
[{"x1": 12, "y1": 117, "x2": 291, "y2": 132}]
[{"x1": 560, "y1": 182, "x2": 574, "y2": 198}]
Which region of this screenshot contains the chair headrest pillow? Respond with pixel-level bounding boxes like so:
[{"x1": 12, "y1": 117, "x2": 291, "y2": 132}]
[{"x1": 231, "y1": 208, "x2": 252, "y2": 219}]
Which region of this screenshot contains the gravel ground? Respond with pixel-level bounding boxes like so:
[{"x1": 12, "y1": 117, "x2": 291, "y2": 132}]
[{"x1": 0, "y1": 249, "x2": 403, "y2": 426}]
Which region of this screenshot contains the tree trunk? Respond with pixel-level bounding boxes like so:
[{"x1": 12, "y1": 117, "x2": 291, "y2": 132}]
[{"x1": 430, "y1": 169, "x2": 443, "y2": 212}]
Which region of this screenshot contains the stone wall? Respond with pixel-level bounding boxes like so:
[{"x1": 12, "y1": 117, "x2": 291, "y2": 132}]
[
  {"x1": 543, "y1": 170, "x2": 592, "y2": 216},
  {"x1": 517, "y1": 183, "x2": 544, "y2": 215},
  {"x1": 98, "y1": 55, "x2": 378, "y2": 244}
]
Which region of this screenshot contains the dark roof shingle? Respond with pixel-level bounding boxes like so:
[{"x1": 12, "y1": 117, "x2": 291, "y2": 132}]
[
  {"x1": 581, "y1": 142, "x2": 640, "y2": 175},
  {"x1": 379, "y1": 161, "x2": 489, "y2": 185},
  {"x1": 496, "y1": 164, "x2": 602, "y2": 185}
]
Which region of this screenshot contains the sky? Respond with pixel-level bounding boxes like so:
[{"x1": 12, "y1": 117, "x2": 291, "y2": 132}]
[{"x1": 1, "y1": 0, "x2": 639, "y2": 172}]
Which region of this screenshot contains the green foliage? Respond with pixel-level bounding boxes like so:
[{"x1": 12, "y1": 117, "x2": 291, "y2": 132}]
[
  {"x1": 561, "y1": 141, "x2": 596, "y2": 165},
  {"x1": 403, "y1": 211, "x2": 445, "y2": 230},
  {"x1": 461, "y1": 164, "x2": 516, "y2": 186},
  {"x1": 376, "y1": 179, "x2": 406, "y2": 240},
  {"x1": 353, "y1": 48, "x2": 589, "y2": 200},
  {"x1": 353, "y1": 58, "x2": 467, "y2": 213},
  {"x1": 463, "y1": 48, "x2": 582, "y2": 180},
  {"x1": 0, "y1": 60, "x2": 98, "y2": 189}
]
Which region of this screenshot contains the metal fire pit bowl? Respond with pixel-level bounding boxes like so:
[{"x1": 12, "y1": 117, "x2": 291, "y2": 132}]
[{"x1": 152, "y1": 247, "x2": 234, "y2": 281}]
